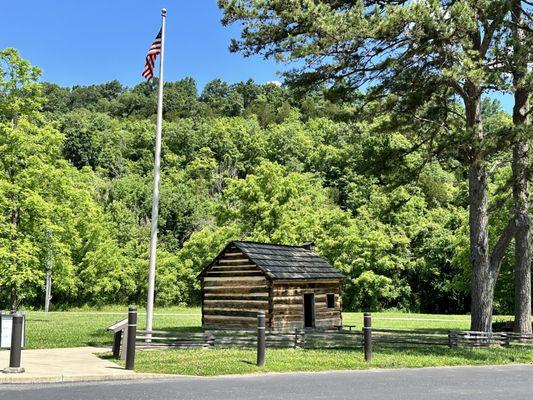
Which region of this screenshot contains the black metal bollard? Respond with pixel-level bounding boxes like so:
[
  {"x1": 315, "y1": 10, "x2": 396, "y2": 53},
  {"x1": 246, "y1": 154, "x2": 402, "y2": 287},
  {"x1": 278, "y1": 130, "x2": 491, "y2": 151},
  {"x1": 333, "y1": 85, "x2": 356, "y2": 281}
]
[
  {"x1": 125, "y1": 307, "x2": 137, "y2": 370},
  {"x1": 257, "y1": 311, "x2": 265, "y2": 367},
  {"x1": 4, "y1": 312, "x2": 25, "y2": 373},
  {"x1": 363, "y1": 312, "x2": 372, "y2": 362}
]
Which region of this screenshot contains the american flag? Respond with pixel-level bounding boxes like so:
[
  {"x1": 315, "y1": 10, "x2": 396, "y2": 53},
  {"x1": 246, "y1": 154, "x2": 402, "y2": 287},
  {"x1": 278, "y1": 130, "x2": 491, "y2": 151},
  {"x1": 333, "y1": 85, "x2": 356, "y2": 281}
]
[{"x1": 142, "y1": 29, "x2": 162, "y2": 80}]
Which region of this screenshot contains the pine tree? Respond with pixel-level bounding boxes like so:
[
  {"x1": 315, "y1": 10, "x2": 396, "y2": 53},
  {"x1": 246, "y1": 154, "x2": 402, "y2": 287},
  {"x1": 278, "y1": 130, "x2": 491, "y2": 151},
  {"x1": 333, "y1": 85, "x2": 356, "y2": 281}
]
[
  {"x1": 219, "y1": 0, "x2": 518, "y2": 331},
  {"x1": 509, "y1": 0, "x2": 531, "y2": 334}
]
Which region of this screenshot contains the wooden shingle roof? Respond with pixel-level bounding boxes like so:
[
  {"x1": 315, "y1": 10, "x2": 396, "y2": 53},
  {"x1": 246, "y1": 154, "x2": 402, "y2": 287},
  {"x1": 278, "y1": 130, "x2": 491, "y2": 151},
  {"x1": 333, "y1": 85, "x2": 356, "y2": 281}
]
[{"x1": 222, "y1": 241, "x2": 343, "y2": 280}]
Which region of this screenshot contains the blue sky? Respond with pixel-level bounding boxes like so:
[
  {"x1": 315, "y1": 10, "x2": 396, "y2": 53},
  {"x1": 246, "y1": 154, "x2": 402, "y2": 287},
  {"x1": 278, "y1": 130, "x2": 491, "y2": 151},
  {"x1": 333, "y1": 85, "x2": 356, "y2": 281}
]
[
  {"x1": 0, "y1": 1, "x2": 282, "y2": 89},
  {"x1": 1, "y1": 0, "x2": 512, "y2": 112}
]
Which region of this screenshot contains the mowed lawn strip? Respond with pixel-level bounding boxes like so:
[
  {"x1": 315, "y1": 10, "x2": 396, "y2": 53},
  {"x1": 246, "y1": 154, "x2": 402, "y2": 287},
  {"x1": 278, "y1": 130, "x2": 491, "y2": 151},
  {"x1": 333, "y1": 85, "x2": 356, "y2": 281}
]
[
  {"x1": 21, "y1": 308, "x2": 512, "y2": 349},
  {"x1": 20, "y1": 307, "x2": 532, "y2": 375},
  {"x1": 342, "y1": 312, "x2": 473, "y2": 330},
  {"x1": 117, "y1": 347, "x2": 533, "y2": 376},
  {"x1": 23, "y1": 307, "x2": 202, "y2": 349}
]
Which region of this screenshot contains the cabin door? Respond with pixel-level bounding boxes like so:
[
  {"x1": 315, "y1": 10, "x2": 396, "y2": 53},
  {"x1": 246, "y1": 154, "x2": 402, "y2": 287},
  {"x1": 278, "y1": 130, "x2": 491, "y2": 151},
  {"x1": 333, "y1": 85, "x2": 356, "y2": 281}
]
[{"x1": 303, "y1": 293, "x2": 315, "y2": 328}]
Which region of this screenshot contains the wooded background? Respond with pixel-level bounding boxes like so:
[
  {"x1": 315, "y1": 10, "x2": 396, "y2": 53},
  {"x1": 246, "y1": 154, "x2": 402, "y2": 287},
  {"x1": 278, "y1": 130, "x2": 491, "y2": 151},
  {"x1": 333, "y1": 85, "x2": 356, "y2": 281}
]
[{"x1": 0, "y1": 2, "x2": 530, "y2": 329}]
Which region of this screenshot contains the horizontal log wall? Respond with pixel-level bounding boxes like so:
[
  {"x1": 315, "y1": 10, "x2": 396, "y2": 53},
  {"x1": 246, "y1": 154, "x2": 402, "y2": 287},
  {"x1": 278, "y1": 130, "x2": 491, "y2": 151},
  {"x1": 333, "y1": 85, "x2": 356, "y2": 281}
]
[
  {"x1": 202, "y1": 247, "x2": 269, "y2": 329},
  {"x1": 271, "y1": 280, "x2": 342, "y2": 331}
]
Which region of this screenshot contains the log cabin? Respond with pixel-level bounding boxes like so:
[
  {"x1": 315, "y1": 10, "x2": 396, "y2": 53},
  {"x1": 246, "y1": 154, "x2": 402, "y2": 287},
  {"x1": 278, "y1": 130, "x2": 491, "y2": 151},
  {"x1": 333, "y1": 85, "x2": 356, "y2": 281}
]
[{"x1": 198, "y1": 241, "x2": 344, "y2": 331}]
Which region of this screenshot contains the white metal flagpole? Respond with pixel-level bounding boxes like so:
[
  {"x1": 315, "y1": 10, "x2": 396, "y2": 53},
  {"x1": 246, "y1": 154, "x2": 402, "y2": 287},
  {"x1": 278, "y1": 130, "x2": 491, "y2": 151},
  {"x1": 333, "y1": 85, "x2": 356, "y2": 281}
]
[{"x1": 146, "y1": 8, "x2": 166, "y2": 335}]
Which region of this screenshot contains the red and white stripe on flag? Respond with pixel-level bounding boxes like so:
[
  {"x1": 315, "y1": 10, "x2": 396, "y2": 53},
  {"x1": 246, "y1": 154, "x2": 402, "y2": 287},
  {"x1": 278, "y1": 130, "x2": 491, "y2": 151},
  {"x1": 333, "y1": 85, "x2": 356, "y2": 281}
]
[{"x1": 142, "y1": 29, "x2": 162, "y2": 80}]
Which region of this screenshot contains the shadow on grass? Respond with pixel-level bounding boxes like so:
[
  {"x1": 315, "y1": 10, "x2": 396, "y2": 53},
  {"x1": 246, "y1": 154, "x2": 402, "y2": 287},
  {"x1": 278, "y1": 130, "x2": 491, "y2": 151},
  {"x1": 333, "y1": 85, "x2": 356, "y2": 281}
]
[
  {"x1": 86, "y1": 341, "x2": 113, "y2": 347},
  {"x1": 98, "y1": 353, "x2": 115, "y2": 360},
  {"x1": 372, "y1": 345, "x2": 523, "y2": 362},
  {"x1": 25, "y1": 318, "x2": 51, "y2": 322},
  {"x1": 84, "y1": 329, "x2": 113, "y2": 347},
  {"x1": 270, "y1": 345, "x2": 525, "y2": 363}
]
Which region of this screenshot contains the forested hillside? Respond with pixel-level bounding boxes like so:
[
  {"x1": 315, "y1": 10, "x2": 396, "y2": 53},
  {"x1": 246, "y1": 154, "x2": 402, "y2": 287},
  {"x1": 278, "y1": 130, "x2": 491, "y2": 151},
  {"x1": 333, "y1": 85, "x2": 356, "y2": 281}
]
[{"x1": 0, "y1": 48, "x2": 518, "y2": 313}]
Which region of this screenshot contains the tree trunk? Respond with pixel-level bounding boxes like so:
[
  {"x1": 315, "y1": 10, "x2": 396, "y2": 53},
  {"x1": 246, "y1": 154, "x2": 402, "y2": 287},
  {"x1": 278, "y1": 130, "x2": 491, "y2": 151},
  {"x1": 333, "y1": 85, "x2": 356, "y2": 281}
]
[
  {"x1": 469, "y1": 158, "x2": 494, "y2": 332},
  {"x1": 511, "y1": 0, "x2": 531, "y2": 334},
  {"x1": 513, "y1": 137, "x2": 531, "y2": 334},
  {"x1": 10, "y1": 286, "x2": 18, "y2": 311},
  {"x1": 465, "y1": 93, "x2": 493, "y2": 332}
]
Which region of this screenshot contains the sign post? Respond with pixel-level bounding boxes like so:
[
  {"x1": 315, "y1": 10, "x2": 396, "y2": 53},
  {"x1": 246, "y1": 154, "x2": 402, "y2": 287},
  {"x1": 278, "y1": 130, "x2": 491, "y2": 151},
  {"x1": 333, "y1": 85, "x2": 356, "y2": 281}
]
[
  {"x1": 2, "y1": 312, "x2": 25, "y2": 374},
  {"x1": 0, "y1": 312, "x2": 25, "y2": 349}
]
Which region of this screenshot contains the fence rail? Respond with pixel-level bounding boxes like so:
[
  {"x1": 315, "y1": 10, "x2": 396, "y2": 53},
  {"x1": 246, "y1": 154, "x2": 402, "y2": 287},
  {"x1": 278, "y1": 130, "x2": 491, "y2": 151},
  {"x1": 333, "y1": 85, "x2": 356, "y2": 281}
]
[
  {"x1": 109, "y1": 311, "x2": 533, "y2": 369},
  {"x1": 134, "y1": 328, "x2": 364, "y2": 350},
  {"x1": 111, "y1": 310, "x2": 533, "y2": 371},
  {"x1": 505, "y1": 332, "x2": 533, "y2": 346},
  {"x1": 448, "y1": 331, "x2": 508, "y2": 348},
  {"x1": 373, "y1": 328, "x2": 450, "y2": 347},
  {"x1": 131, "y1": 328, "x2": 533, "y2": 351},
  {"x1": 135, "y1": 330, "x2": 214, "y2": 349}
]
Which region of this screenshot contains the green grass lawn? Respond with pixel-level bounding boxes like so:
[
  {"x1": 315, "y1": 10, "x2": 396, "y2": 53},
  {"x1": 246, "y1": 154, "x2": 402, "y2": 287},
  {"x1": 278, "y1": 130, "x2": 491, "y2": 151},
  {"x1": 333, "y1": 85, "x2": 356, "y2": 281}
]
[
  {"x1": 22, "y1": 308, "x2": 485, "y2": 349},
  {"x1": 17, "y1": 307, "x2": 532, "y2": 376},
  {"x1": 22, "y1": 306, "x2": 202, "y2": 349},
  {"x1": 120, "y1": 347, "x2": 533, "y2": 376},
  {"x1": 21, "y1": 307, "x2": 512, "y2": 349}
]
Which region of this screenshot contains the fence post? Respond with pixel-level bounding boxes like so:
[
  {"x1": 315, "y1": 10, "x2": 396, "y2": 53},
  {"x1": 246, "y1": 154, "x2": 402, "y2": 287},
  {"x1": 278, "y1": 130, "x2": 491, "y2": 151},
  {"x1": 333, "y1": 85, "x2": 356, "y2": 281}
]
[
  {"x1": 125, "y1": 307, "x2": 137, "y2": 370},
  {"x1": 4, "y1": 312, "x2": 25, "y2": 373},
  {"x1": 295, "y1": 329, "x2": 305, "y2": 349},
  {"x1": 257, "y1": 311, "x2": 265, "y2": 367},
  {"x1": 121, "y1": 326, "x2": 128, "y2": 360},
  {"x1": 500, "y1": 333, "x2": 510, "y2": 348},
  {"x1": 204, "y1": 331, "x2": 215, "y2": 349},
  {"x1": 448, "y1": 331, "x2": 455, "y2": 349},
  {"x1": 112, "y1": 331, "x2": 122, "y2": 359},
  {"x1": 363, "y1": 312, "x2": 372, "y2": 362}
]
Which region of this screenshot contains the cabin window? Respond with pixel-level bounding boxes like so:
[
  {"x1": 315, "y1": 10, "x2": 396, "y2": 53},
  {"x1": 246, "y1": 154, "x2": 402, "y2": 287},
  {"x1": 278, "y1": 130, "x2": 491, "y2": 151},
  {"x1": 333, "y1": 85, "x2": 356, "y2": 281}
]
[{"x1": 326, "y1": 294, "x2": 335, "y2": 308}]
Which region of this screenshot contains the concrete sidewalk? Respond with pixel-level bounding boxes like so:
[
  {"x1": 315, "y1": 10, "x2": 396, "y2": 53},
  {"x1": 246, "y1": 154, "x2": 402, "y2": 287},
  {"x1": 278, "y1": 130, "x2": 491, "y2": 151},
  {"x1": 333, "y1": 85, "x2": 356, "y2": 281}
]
[{"x1": 0, "y1": 347, "x2": 166, "y2": 384}]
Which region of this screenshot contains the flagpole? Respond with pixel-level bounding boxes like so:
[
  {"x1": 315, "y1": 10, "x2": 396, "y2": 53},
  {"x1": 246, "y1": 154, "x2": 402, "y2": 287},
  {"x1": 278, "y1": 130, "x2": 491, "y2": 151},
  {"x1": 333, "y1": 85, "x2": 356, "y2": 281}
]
[{"x1": 146, "y1": 7, "x2": 166, "y2": 335}]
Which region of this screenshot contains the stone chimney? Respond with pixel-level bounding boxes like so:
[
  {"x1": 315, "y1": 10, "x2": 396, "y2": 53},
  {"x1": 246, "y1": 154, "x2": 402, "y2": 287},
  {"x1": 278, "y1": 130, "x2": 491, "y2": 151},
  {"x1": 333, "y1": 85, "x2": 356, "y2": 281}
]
[{"x1": 301, "y1": 241, "x2": 315, "y2": 252}]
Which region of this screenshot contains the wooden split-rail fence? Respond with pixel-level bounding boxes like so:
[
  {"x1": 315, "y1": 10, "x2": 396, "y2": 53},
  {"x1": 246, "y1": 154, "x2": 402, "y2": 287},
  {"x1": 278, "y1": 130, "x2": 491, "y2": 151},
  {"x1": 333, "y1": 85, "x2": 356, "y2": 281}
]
[
  {"x1": 108, "y1": 310, "x2": 533, "y2": 369},
  {"x1": 129, "y1": 328, "x2": 533, "y2": 351},
  {"x1": 133, "y1": 328, "x2": 364, "y2": 350}
]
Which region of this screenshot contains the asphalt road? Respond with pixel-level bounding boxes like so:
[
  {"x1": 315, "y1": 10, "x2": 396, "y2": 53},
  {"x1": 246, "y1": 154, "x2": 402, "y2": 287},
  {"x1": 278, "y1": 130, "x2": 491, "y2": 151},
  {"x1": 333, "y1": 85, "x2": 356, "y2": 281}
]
[{"x1": 1, "y1": 364, "x2": 532, "y2": 400}]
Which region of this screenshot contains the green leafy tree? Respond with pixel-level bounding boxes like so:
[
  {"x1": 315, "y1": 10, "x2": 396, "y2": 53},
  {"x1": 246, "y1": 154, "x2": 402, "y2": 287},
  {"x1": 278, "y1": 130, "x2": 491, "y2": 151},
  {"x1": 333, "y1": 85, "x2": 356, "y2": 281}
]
[
  {"x1": 3, "y1": 45, "x2": 522, "y2": 315},
  {"x1": 163, "y1": 77, "x2": 200, "y2": 119},
  {"x1": 219, "y1": 0, "x2": 521, "y2": 332},
  {"x1": 41, "y1": 82, "x2": 71, "y2": 114},
  {"x1": 68, "y1": 80, "x2": 124, "y2": 111},
  {"x1": 0, "y1": 49, "x2": 130, "y2": 308}
]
